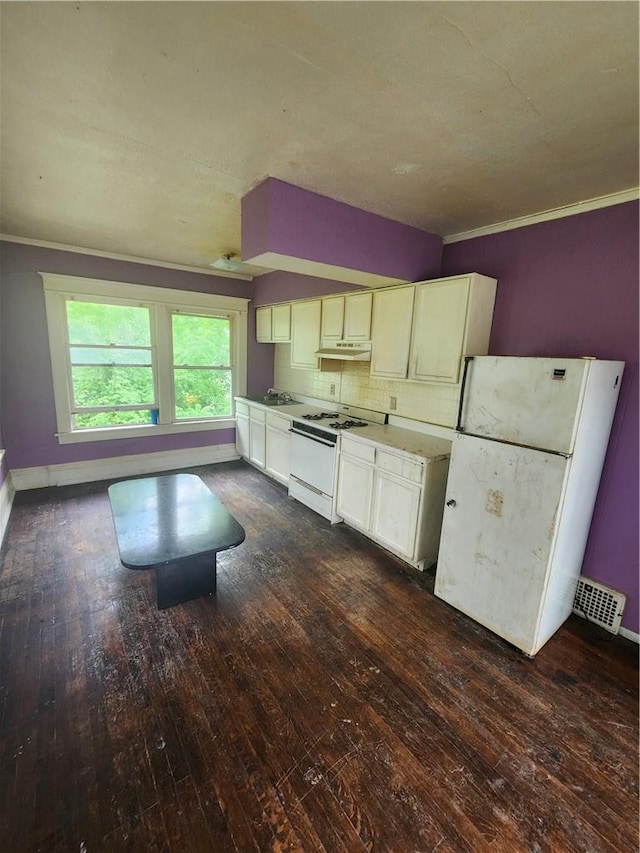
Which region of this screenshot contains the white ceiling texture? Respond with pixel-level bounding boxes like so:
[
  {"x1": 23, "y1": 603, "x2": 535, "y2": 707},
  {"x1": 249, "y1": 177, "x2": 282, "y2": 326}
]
[{"x1": 1, "y1": 2, "x2": 638, "y2": 276}]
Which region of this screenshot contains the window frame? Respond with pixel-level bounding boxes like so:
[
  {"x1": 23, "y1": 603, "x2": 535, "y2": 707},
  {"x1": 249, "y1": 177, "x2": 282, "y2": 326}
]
[
  {"x1": 169, "y1": 309, "x2": 234, "y2": 423},
  {"x1": 41, "y1": 273, "x2": 248, "y2": 444},
  {"x1": 66, "y1": 293, "x2": 158, "y2": 427}
]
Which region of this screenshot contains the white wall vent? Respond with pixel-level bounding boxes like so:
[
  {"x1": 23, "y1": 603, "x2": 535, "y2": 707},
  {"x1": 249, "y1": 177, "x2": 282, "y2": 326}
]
[{"x1": 573, "y1": 577, "x2": 626, "y2": 634}]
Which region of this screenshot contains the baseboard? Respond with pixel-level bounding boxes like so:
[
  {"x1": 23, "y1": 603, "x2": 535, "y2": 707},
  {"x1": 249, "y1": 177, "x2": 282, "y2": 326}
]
[
  {"x1": 0, "y1": 473, "x2": 16, "y2": 544},
  {"x1": 10, "y1": 443, "x2": 240, "y2": 490},
  {"x1": 619, "y1": 626, "x2": 640, "y2": 644}
]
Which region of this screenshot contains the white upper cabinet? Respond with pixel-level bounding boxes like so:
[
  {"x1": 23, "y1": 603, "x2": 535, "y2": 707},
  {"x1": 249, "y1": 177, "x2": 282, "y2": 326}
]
[
  {"x1": 291, "y1": 299, "x2": 322, "y2": 369},
  {"x1": 256, "y1": 303, "x2": 291, "y2": 342},
  {"x1": 256, "y1": 306, "x2": 272, "y2": 342},
  {"x1": 408, "y1": 274, "x2": 497, "y2": 384},
  {"x1": 370, "y1": 285, "x2": 415, "y2": 379},
  {"x1": 321, "y1": 296, "x2": 345, "y2": 341},
  {"x1": 343, "y1": 292, "x2": 372, "y2": 340},
  {"x1": 258, "y1": 273, "x2": 495, "y2": 382},
  {"x1": 321, "y1": 292, "x2": 372, "y2": 341},
  {"x1": 271, "y1": 303, "x2": 291, "y2": 341}
]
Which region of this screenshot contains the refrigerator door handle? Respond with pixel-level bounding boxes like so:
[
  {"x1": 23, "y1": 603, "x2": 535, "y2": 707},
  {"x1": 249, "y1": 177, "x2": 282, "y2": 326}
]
[{"x1": 456, "y1": 355, "x2": 475, "y2": 432}]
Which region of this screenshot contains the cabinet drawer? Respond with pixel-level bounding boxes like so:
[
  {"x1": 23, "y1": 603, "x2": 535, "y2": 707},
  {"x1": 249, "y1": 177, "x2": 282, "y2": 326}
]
[
  {"x1": 375, "y1": 449, "x2": 424, "y2": 484},
  {"x1": 249, "y1": 407, "x2": 266, "y2": 423},
  {"x1": 235, "y1": 401, "x2": 249, "y2": 417},
  {"x1": 266, "y1": 411, "x2": 290, "y2": 431},
  {"x1": 340, "y1": 436, "x2": 375, "y2": 464}
]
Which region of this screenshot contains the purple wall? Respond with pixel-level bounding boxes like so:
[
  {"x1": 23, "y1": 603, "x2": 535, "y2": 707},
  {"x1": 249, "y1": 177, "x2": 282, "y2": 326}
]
[
  {"x1": 0, "y1": 242, "x2": 252, "y2": 469},
  {"x1": 243, "y1": 178, "x2": 443, "y2": 281},
  {"x1": 252, "y1": 270, "x2": 364, "y2": 306},
  {"x1": 442, "y1": 201, "x2": 639, "y2": 634},
  {"x1": 2, "y1": 200, "x2": 637, "y2": 635}
]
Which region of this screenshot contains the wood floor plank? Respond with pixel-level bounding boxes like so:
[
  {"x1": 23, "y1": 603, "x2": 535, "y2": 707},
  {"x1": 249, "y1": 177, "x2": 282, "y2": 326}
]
[{"x1": 0, "y1": 461, "x2": 637, "y2": 852}]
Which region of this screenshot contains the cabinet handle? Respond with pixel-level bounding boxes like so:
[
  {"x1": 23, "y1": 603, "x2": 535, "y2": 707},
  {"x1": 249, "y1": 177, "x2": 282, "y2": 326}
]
[{"x1": 446, "y1": 499, "x2": 457, "y2": 507}]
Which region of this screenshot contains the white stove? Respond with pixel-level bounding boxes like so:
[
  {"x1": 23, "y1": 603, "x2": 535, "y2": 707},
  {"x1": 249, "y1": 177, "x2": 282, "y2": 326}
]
[{"x1": 288, "y1": 406, "x2": 387, "y2": 522}]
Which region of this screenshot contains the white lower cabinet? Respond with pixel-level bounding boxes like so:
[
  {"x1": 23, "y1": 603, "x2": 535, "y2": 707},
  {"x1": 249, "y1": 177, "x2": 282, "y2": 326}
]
[
  {"x1": 265, "y1": 412, "x2": 291, "y2": 485},
  {"x1": 235, "y1": 402, "x2": 250, "y2": 458},
  {"x1": 336, "y1": 433, "x2": 450, "y2": 570},
  {"x1": 371, "y1": 470, "x2": 421, "y2": 558},
  {"x1": 235, "y1": 399, "x2": 291, "y2": 485},
  {"x1": 335, "y1": 453, "x2": 374, "y2": 529},
  {"x1": 249, "y1": 407, "x2": 266, "y2": 469}
]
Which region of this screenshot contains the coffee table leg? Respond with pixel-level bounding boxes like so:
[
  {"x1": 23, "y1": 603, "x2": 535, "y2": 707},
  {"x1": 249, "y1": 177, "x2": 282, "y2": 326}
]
[{"x1": 155, "y1": 553, "x2": 217, "y2": 610}]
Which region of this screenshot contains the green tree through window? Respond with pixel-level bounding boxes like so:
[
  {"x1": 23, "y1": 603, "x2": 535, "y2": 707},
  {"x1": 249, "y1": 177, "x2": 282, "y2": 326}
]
[
  {"x1": 64, "y1": 301, "x2": 233, "y2": 429},
  {"x1": 172, "y1": 313, "x2": 232, "y2": 419},
  {"x1": 67, "y1": 300, "x2": 154, "y2": 428}
]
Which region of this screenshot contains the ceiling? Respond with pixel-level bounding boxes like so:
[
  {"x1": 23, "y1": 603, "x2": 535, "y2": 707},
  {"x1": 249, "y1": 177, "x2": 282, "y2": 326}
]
[{"x1": 1, "y1": 2, "x2": 638, "y2": 276}]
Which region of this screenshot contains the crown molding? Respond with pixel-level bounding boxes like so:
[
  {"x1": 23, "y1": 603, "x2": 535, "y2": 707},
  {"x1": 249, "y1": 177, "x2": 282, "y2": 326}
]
[
  {"x1": 0, "y1": 233, "x2": 254, "y2": 281},
  {"x1": 3, "y1": 185, "x2": 637, "y2": 267},
  {"x1": 443, "y1": 187, "x2": 639, "y2": 244}
]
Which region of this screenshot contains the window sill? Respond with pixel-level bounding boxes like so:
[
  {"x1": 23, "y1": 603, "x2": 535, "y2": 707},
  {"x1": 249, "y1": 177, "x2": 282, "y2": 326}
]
[{"x1": 56, "y1": 418, "x2": 235, "y2": 445}]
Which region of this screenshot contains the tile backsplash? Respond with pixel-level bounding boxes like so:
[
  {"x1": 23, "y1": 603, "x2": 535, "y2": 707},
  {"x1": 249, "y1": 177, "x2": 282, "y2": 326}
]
[{"x1": 274, "y1": 345, "x2": 459, "y2": 426}]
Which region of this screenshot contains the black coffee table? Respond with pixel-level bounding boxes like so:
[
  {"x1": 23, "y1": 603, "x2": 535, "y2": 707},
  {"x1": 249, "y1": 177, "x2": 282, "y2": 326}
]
[{"x1": 108, "y1": 473, "x2": 245, "y2": 609}]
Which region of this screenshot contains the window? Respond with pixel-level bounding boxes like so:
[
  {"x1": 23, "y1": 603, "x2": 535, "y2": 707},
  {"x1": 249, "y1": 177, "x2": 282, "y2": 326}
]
[
  {"x1": 41, "y1": 273, "x2": 248, "y2": 443},
  {"x1": 67, "y1": 299, "x2": 155, "y2": 428},
  {"x1": 171, "y1": 312, "x2": 232, "y2": 420}
]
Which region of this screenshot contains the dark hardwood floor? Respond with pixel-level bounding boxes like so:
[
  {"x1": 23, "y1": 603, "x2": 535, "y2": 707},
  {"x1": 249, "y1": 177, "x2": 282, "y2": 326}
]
[{"x1": 0, "y1": 460, "x2": 637, "y2": 852}]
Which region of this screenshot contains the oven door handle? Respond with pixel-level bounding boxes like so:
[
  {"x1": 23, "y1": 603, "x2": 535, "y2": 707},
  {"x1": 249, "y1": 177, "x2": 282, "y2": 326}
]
[{"x1": 288, "y1": 428, "x2": 336, "y2": 448}]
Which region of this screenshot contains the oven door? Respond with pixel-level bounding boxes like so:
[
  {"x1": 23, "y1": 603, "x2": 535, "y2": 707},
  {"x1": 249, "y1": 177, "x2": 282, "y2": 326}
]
[{"x1": 289, "y1": 429, "x2": 337, "y2": 497}]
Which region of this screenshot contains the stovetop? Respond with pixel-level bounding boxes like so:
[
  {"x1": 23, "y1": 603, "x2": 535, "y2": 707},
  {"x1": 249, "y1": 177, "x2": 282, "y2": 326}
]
[
  {"x1": 328, "y1": 418, "x2": 369, "y2": 430},
  {"x1": 301, "y1": 411, "x2": 340, "y2": 421},
  {"x1": 294, "y1": 405, "x2": 387, "y2": 434}
]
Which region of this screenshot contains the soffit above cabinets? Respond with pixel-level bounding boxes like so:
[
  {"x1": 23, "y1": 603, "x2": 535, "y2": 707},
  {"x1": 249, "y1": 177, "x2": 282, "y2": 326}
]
[{"x1": 241, "y1": 179, "x2": 443, "y2": 287}]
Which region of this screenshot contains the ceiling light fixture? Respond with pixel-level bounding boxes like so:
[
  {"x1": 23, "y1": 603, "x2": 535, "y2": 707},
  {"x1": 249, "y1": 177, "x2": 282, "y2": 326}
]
[{"x1": 209, "y1": 253, "x2": 245, "y2": 272}]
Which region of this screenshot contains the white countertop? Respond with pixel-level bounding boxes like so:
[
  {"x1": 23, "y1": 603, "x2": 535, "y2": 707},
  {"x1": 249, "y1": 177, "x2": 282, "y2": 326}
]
[
  {"x1": 235, "y1": 397, "x2": 452, "y2": 461},
  {"x1": 235, "y1": 397, "x2": 324, "y2": 419},
  {"x1": 341, "y1": 424, "x2": 452, "y2": 462}
]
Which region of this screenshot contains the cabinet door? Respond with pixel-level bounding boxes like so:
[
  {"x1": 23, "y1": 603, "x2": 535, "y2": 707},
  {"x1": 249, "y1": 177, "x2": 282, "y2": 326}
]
[
  {"x1": 370, "y1": 285, "x2": 414, "y2": 379},
  {"x1": 291, "y1": 300, "x2": 321, "y2": 369},
  {"x1": 321, "y1": 296, "x2": 344, "y2": 340},
  {"x1": 343, "y1": 292, "x2": 372, "y2": 340},
  {"x1": 249, "y1": 418, "x2": 266, "y2": 468},
  {"x1": 271, "y1": 304, "x2": 291, "y2": 342},
  {"x1": 336, "y1": 454, "x2": 374, "y2": 530},
  {"x1": 235, "y1": 413, "x2": 250, "y2": 458},
  {"x1": 371, "y1": 470, "x2": 421, "y2": 560},
  {"x1": 256, "y1": 307, "x2": 272, "y2": 343},
  {"x1": 409, "y1": 279, "x2": 470, "y2": 383},
  {"x1": 265, "y1": 424, "x2": 290, "y2": 484}
]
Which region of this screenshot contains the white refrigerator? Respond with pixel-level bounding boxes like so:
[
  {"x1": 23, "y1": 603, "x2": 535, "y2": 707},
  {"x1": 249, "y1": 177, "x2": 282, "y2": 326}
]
[{"x1": 434, "y1": 356, "x2": 624, "y2": 656}]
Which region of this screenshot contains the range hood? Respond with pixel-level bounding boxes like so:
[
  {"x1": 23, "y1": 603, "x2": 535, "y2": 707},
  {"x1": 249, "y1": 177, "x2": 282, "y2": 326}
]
[{"x1": 314, "y1": 341, "x2": 372, "y2": 361}]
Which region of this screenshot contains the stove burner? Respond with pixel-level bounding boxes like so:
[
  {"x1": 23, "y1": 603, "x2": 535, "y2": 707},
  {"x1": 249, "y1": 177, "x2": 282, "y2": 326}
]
[
  {"x1": 302, "y1": 412, "x2": 340, "y2": 420},
  {"x1": 329, "y1": 419, "x2": 368, "y2": 429}
]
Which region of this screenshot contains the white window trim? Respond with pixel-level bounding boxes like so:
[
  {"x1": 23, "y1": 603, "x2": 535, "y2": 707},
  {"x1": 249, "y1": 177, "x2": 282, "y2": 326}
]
[{"x1": 41, "y1": 272, "x2": 248, "y2": 445}]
